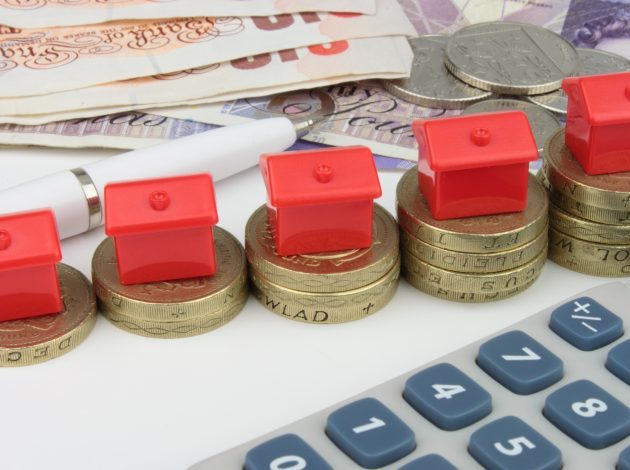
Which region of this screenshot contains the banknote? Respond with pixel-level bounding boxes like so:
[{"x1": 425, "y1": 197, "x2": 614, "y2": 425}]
[
  {"x1": 561, "y1": 0, "x2": 630, "y2": 58},
  {"x1": 0, "y1": 0, "x2": 376, "y2": 29},
  {"x1": 399, "y1": 0, "x2": 571, "y2": 35},
  {"x1": 0, "y1": 0, "x2": 415, "y2": 98},
  {"x1": 0, "y1": 36, "x2": 413, "y2": 121},
  {"x1": 0, "y1": 111, "x2": 413, "y2": 170},
  {"x1": 156, "y1": 81, "x2": 455, "y2": 161},
  {"x1": 0, "y1": 72, "x2": 411, "y2": 125},
  {"x1": 156, "y1": 0, "x2": 576, "y2": 163}
]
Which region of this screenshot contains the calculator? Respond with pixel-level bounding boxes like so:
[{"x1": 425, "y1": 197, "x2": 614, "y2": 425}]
[{"x1": 190, "y1": 282, "x2": 630, "y2": 469}]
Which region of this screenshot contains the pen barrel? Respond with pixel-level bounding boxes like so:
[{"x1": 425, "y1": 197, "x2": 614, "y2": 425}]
[
  {"x1": 84, "y1": 117, "x2": 296, "y2": 197},
  {"x1": 0, "y1": 118, "x2": 297, "y2": 239},
  {"x1": 0, "y1": 171, "x2": 90, "y2": 238}
]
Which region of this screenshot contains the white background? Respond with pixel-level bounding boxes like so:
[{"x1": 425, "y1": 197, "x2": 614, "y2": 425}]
[{"x1": 0, "y1": 145, "x2": 607, "y2": 470}]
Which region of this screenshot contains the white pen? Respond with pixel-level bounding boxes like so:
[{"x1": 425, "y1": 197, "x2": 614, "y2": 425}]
[{"x1": 0, "y1": 117, "x2": 319, "y2": 239}]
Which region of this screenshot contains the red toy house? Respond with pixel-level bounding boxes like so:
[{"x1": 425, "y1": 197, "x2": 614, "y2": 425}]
[
  {"x1": 260, "y1": 146, "x2": 382, "y2": 256},
  {"x1": 0, "y1": 209, "x2": 62, "y2": 321},
  {"x1": 563, "y1": 72, "x2": 630, "y2": 175},
  {"x1": 412, "y1": 111, "x2": 537, "y2": 220},
  {"x1": 105, "y1": 173, "x2": 219, "y2": 285}
]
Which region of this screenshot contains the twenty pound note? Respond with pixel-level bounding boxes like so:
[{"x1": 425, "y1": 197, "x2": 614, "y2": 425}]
[
  {"x1": 0, "y1": 0, "x2": 415, "y2": 98},
  {"x1": 0, "y1": 36, "x2": 412, "y2": 121}
]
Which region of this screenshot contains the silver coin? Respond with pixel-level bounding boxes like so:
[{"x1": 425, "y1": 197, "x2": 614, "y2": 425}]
[
  {"x1": 462, "y1": 99, "x2": 562, "y2": 154},
  {"x1": 445, "y1": 22, "x2": 579, "y2": 95},
  {"x1": 383, "y1": 35, "x2": 492, "y2": 109},
  {"x1": 527, "y1": 48, "x2": 630, "y2": 115}
]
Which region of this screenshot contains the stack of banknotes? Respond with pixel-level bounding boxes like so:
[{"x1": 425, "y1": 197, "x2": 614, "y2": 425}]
[{"x1": 0, "y1": 0, "x2": 628, "y2": 171}]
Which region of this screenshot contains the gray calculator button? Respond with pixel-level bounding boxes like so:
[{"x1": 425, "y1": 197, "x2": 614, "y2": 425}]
[
  {"x1": 326, "y1": 397, "x2": 415, "y2": 468},
  {"x1": 550, "y1": 297, "x2": 623, "y2": 350},
  {"x1": 477, "y1": 330, "x2": 563, "y2": 394},
  {"x1": 404, "y1": 363, "x2": 491, "y2": 430},
  {"x1": 244, "y1": 434, "x2": 332, "y2": 470},
  {"x1": 468, "y1": 415, "x2": 562, "y2": 470},
  {"x1": 606, "y1": 339, "x2": 630, "y2": 385},
  {"x1": 398, "y1": 453, "x2": 457, "y2": 469},
  {"x1": 544, "y1": 379, "x2": 630, "y2": 449}
]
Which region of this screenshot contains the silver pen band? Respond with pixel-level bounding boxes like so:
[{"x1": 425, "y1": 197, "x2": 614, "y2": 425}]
[{"x1": 70, "y1": 168, "x2": 102, "y2": 231}]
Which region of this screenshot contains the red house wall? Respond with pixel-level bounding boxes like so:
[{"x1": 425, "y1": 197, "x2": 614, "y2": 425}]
[
  {"x1": 0, "y1": 264, "x2": 62, "y2": 321},
  {"x1": 431, "y1": 163, "x2": 530, "y2": 220},
  {"x1": 273, "y1": 201, "x2": 373, "y2": 256},
  {"x1": 114, "y1": 227, "x2": 216, "y2": 285}
]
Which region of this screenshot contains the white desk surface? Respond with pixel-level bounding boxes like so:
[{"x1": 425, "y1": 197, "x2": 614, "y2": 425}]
[{"x1": 0, "y1": 145, "x2": 606, "y2": 470}]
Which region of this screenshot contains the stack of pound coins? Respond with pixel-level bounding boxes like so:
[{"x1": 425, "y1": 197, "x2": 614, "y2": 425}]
[
  {"x1": 0, "y1": 264, "x2": 96, "y2": 367},
  {"x1": 246, "y1": 204, "x2": 400, "y2": 324},
  {"x1": 540, "y1": 129, "x2": 630, "y2": 277},
  {"x1": 92, "y1": 227, "x2": 248, "y2": 338},
  {"x1": 397, "y1": 169, "x2": 549, "y2": 303}
]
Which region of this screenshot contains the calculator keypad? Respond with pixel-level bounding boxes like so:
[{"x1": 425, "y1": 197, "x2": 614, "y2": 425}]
[
  {"x1": 549, "y1": 297, "x2": 623, "y2": 351},
  {"x1": 191, "y1": 283, "x2": 630, "y2": 470},
  {"x1": 468, "y1": 416, "x2": 562, "y2": 470},
  {"x1": 543, "y1": 379, "x2": 630, "y2": 449},
  {"x1": 403, "y1": 363, "x2": 492, "y2": 430},
  {"x1": 477, "y1": 330, "x2": 564, "y2": 394},
  {"x1": 325, "y1": 397, "x2": 415, "y2": 468}
]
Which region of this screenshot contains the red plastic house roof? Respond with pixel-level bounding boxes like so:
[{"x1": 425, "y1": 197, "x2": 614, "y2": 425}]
[
  {"x1": 105, "y1": 173, "x2": 218, "y2": 236},
  {"x1": 413, "y1": 111, "x2": 537, "y2": 172},
  {"x1": 563, "y1": 72, "x2": 630, "y2": 126},
  {"x1": 260, "y1": 146, "x2": 381, "y2": 207},
  {"x1": 0, "y1": 209, "x2": 61, "y2": 271}
]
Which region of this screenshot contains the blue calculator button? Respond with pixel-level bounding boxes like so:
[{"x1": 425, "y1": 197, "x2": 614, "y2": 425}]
[
  {"x1": 607, "y1": 339, "x2": 630, "y2": 385},
  {"x1": 619, "y1": 446, "x2": 630, "y2": 470},
  {"x1": 549, "y1": 296, "x2": 623, "y2": 350},
  {"x1": 404, "y1": 363, "x2": 492, "y2": 430},
  {"x1": 244, "y1": 434, "x2": 332, "y2": 470},
  {"x1": 399, "y1": 453, "x2": 457, "y2": 470},
  {"x1": 543, "y1": 379, "x2": 630, "y2": 449},
  {"x1": 468, "y1": 416, "x2": 562, "y2": 470},
  {"x1": 326, "y1": 397, "x2": 415, "y2": 468},
  {"x1": 477, "y1": 330, "x2": 563, "y2": 395}
]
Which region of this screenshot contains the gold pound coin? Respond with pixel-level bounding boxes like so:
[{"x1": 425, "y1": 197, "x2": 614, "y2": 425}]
[
  {"x1": 246, "y1": 204, "x2": 399, "y2": 293},
  {"x1": 401, "y1": 247, "x2": 546, "y2": 293},
  {"x1": 550, "y1": 203, "x2": 630, "y2": 245},
  {"x1": 93, "y1": 227, "x2": 248, "y2": 337},
  {"x1": 102, "y1": 288, "x2": 248, "y2": 339},
  {"x1": 403, "y1": 270, "x2": 539, "y2": 303},
  {"x1": 400, "y1": 226, "x2": 547, "y2": 273},
  {"x1": 0, "y1": 263, "x2": 96, "y2": 367},
  {"x1": 397, "y1": 169, "x2": 548, "y2": 253},
  {"x1": 251, "y1": 259, "x2": 400, "y2": 324},
  {"x1": 547, "y1": 189, "x2": 630, "y2": 226},
  {"x1": 544, "y1": 129, "x2": 630, "y2": 210},
  {"x1": 548, "y1": 226, "x2": 630, "y2": 277}
]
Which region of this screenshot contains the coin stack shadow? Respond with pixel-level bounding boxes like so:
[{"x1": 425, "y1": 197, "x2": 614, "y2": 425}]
[
  {"x1": 92, "y1": 227, "x2": 248, "y2": 338},
  {"x1": 397, "y1": 169, "x2": 549, "y2": 302},
  {"x1": 245, "y1": 204, "x2": 400, "y2": 324},
  {"x1": 540, "y1": 129, "x2": 630, "y2": 277}
]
